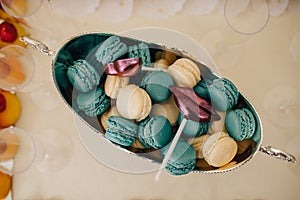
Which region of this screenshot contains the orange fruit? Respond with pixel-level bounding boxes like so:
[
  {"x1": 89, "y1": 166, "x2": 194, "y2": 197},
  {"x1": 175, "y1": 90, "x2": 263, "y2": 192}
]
[
  {"x1": 0, "y1": 171, "x2": 12, "y2": 199},
  {"x1": 0, "y1": 90, "x2": 21, "y2": 128}
]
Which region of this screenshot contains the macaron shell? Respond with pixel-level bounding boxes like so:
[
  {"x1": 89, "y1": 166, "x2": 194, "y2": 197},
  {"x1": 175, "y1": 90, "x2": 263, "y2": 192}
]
[
  {"x1": 203, "y1": 132, "x2": 238, "y2": 167},
  {"x1": 76, "y1": 87, "x2": 110, "y2": 117},
  {"x1": 105, "y1": 128, "x2": 135, "y2": 147},
  {"x1": 106, "y1": 116, "x2": 138, "y2": 136},
  {"x1": 67, "y1": 59, "x2": 100, "y2": 93},
  {"x1": 143, "y1": 116, "x2": 172, "y2": 149},
  {"x1": 95, "y1": 35, "x2": 128, "y2": 65},
  {"x1": 116, "y1": 85, "x2": 151, "y2": 121},
  {"x1": 194, "y1": 79, "x2": 211, "y2": 100},
  {"x1": 141, "y1": 70, "x2": 174, "y2": 103},
  {"x1": 137, "y1": 117, "x2": 151, "y2": 149},
  {"x1": 167, "y1": 58, "x2": 200, "y2": 88},
  {"x1": 160, "y1": 141, "x2": 196, "y2": 176},
  {"x1": 225, "y1": 109, "x2": 254, "y2": 141},
  {"x1": 242, "y1": 108, "x2": 256, "y2": 138},
  {"x1": 105, "y1": 116, "x2": 138, "y2": 147},
  {"x1": 153, "y1": 58, "x2": 169, "y2": 70},
  {"x1": 104, "y1": 75, "x2": 129, "y2": 99},
  {"x1": 0, "y1": 90, "x2": 21, "y2": 128},
  {"x1": 178, "y1": 113, "x2": 209, "y2": 137},
  {"x1": 208, "y1": 78, "x2": 239, "y2": 112},
  {"x1": 128, "y1": 42, "x2": 151, "y2": 66}
]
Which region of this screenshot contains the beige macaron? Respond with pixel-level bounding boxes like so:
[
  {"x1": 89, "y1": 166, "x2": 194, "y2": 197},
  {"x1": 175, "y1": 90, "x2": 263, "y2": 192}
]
[
  {"x1": 100, "y1": 106, "x2": 120, "y2": 130},
  {"x1": 167, "y1": 58, "x2": 201, "y2": 88},
  {"x1": 116, "y1": 84, "x2": 152, "y2": 121},
  {"x1": 153, "y1": 58, "x2": 169, "y2": 70},
  {"x1": 104, "y1": 75, "x2": 129, "y2": 99},
  {"x1": 150, "y1": 96, "x2": 179, "y2": 125},
  {"x1": 202, "y1": 132, "x2": 237, "y2": 168}
]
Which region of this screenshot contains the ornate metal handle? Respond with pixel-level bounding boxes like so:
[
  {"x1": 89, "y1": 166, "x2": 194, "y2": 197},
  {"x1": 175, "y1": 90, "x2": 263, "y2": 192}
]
[
  {"x1": 19, "y1": 36, "x2": 55, "y2": 57},
  {"x1": 259, "y1": 145, "x2": 296, "y2": 163}
]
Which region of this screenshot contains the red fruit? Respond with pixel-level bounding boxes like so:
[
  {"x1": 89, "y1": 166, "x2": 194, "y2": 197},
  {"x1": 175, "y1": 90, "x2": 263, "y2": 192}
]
[
  {"x1": 0, "y1": 21, "x2": 18, "y2": 43},
  {"x1": 0, "y1": 93, "x2": 6, "y2": 112}
]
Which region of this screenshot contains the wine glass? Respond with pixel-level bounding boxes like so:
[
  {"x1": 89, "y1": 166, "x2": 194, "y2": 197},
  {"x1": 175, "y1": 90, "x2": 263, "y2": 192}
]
[
  {"x1": 0, "y1": 126, "x2": 73, "y2": 175},
  {"x1": 223, "y1": 0, "x2": 270, "y2": 35},
  {"x1": 0, "y1": 0, "x2": 43, "y2": 18},
  {"x1": 0, "y1": 126, "x2": 36, "y2": 175},
  {"x1": 0, "y1": 45, "x2": 35, "y2": 92}
]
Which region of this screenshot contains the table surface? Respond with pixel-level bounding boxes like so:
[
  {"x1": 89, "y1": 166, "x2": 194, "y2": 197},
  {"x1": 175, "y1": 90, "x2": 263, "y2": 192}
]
[{"x1": 12, "y1": 1, "x2": 300, "y2": 200}]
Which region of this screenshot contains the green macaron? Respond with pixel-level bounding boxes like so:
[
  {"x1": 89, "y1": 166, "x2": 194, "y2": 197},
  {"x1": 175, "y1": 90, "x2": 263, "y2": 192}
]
[
  {"x1": 67, "y1": 59, "x2": 100, "y2": 93},
  {"x1": 76, "y1": 87, "x2": 110, "y2": 117},
  {"x1": 193, "y1": 78, "x2": 211, "y2": 100},
  {"x1": 105, "y1": 116, "x2": 138, "y2": 147},
  {"x1": 95, "y1": 35, "x2": 128, "y2": 65},
  {"x1": 160, "y1": 141, "x2": 196, "y2": 176},
  {"x1": 178, "y1": 113, "x2": 210, "y2": 137},
  {"x1": 225, "y1": 108, "x2": 256, "y2": 141},
  {"x1": 140, "y1": 116, "x2": 172, "y2": 149},
  {"x1": 208, "y1": 78, "x2": 239, "y2": 112},
  {"x1": 128, "y1": 42, "x2": 151, "y2": 66},
  {"x1": 141, "y1": 70, "x2": 174, "y2": 103}
]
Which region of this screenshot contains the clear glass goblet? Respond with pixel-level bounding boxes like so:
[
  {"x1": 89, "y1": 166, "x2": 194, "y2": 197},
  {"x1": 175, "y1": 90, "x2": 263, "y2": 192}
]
[
  {"x1": 223, "y1": 0, "x2": 270, "y2": 35},
  {"x1": 0, "y1": 126, "x2": 36, "y2": 175},
  {"x1": 0, "y1": 45, "x2": 35, "y2": 92},
  {"x1": 0, "y1": 0, "x2": 43, "y2": 18}
]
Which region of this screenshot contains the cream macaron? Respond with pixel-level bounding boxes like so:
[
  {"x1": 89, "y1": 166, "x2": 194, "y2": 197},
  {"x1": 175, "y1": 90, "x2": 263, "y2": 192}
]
[
  {"x1": 167, "y1": 58, "x2": 201, "y2": 88},
  {"x1": 202, "y1": 132, "x2": 237, "y2": 168},
  {"x1": 104, "y1": 75, "x2": 129, "y2": 99},
  {"x1": 116, "y1": 84, "x2": 151, "y2": 121},
  {"x1": 150, "y1": 96, "x2": 179, "y2": 125}
]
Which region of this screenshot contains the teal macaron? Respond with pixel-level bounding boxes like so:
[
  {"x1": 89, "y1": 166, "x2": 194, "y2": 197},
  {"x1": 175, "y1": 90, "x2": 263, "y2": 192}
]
[
  {"x1": 225, "y1": 108, "x2": 256, "y2": 141},
  {"x1": 76, "y1": 87, "x2": 110, "y2": 117},
  {"x1": 178, "y1": 113, "x2": 210, "y2": 137},
  {"x1": 67, "y1": 59, "x2": 100, "y2": 93},
  {"x1": 95, "y1": 35, "x2": 128, "y2": 65},
  {"x1": 193, "y1": 79, "x2": 211, "y2": 100},
  {"x1": 128, "y1": 42, "x2": 151, "y2": 66},
  {"x1": 105, "y1": 116, "x2": 138, "y2": 147},
  {"x1": 137, "y1": 117, "x2": 151, "y2": 148},
  {"x1": 160, "y1": 141, "x2": 196, "y2": 176},
  {"x1": 208, "y1": 78, "x2": 239, "y2": 112},
  {"x1": 140, "y1": 116, "x2": 172, "y2": 149},
  {"x1": 141, "y1": 71, "x2": 174, "y2": 103}
]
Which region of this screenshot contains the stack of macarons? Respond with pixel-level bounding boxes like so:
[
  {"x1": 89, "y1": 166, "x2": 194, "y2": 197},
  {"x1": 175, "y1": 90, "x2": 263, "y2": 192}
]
[{"x1": 59, "y1": 34, "x2": 258, "y2": 176}]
